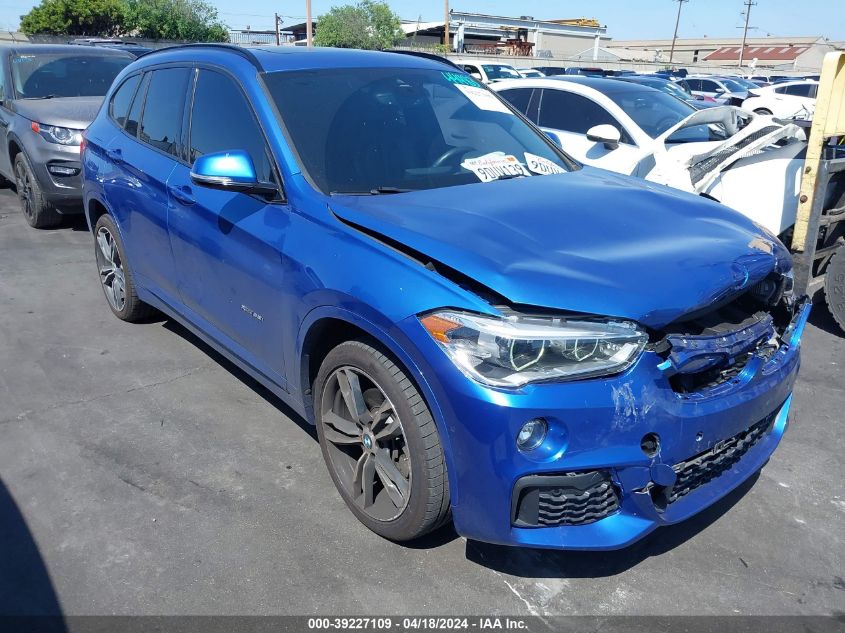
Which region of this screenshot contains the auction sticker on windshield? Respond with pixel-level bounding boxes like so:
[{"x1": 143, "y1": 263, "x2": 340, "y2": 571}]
[
  {"x1": 524, "y1": 152, "x2": 566, "y2": 176},
  {"x1": 455, "y1": 84, "x2": 512, "y2": 114},
  {"x1": 461, "y1": 152, "x2": 532, "y2": 183}
]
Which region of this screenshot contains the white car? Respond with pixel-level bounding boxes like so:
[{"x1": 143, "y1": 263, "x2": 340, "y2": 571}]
[
  {"x1": 517, "y1": 69, "x2": 546, "y2": 79},
  {"x1": 493, "y1": 76, "x2": 806, "y2": 236},
  {"x1": 683, "y1": 76, "x2": 749, "y2": 104},
  {"x1": 459, "y1": 62, "x2": 522, "y2": 84},
  {"x1": 742, "y1": 81, "x2": 818, "y2": 120}
]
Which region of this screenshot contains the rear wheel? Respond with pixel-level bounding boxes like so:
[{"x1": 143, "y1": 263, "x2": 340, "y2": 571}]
[
  {"x1": 93, "y1": 214, "x2": 154, "y2": 322},
  {"x1": 824, "y1": 245, "x2": 845, "y2": 333},
  {"x1": 14, "y1": 153, "x2": 61, "y2": 229},
  {"x1": 314, "y1": 340, "x2": 450, "y2": 542}
]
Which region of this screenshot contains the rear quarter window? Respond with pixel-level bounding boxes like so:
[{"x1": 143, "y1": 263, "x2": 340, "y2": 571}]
[{"x1": 109, "y1": 74, "x2": 141, "y2": 127}]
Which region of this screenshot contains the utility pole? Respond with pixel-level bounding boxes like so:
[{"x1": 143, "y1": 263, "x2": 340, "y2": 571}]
[
  {"x1": 738, "y1": 0, "x2": 757, "y2": 67},
  {"x1": 444, "y1": 0, "x2": 450, "y2": 51},
  {"x1": 306, "y1": 0, "x2": 313, "y2": 47},
  {"x1": 275, "y1": 12, "x2": 281, "y2": 46},
  {"x1": 669, "y1": 0, "x2": 688, "y2": 65}
]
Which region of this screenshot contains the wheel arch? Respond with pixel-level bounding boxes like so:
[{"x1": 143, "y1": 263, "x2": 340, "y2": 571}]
[
  {"x1": 86, "y1": 197, "x2": 110, "y2": 233},
  {"x1": 296, "y1": 305, "x2": 460, "y2": 505}
]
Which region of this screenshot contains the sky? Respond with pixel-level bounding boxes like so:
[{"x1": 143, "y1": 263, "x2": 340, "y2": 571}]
[{"x1": 1, "y1": 0, "x2": 843, "y2": 41}]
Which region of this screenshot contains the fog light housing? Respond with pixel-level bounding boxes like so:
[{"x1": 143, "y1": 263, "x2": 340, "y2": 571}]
[
  {"x1": 517, "y1": 418, "x2": 547, "y2": 452},
  {"x1": 47, "y1": 164, "x2": 79, "y2": 177}
]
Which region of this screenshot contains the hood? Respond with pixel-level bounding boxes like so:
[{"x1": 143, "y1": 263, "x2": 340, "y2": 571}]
[
  {"x1": 13, "y1": 96, "x2": 104, "y2": 130},
  {"x1": 652, "y1": 106, "x2": 805, "y2": 194},
  {"x1": 330, "y1": 169, "x2": 790, "y2": 329}
]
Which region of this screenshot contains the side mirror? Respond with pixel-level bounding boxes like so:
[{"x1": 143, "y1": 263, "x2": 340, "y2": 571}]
[
  {"x1": 470, "y1": 72, "x2": 483, "y2": 81},
  {"x1": 586, "y1": 124, "x2": 621, "y2": 150},
  {"x1": 714, "y1": 87, "x2": 726, "y2": 94},
  {"x1": 190, "y1": 150, "x2": 277, "y2": 196}
]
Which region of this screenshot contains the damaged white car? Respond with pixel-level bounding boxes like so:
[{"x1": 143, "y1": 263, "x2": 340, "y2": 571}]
[{"x1": 494, "y1": 76, "x2": 807, "y2": 236}]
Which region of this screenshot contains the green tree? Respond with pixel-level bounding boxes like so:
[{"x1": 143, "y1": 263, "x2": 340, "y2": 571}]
[
  {"x1": 125, "y1": 0, "x2": 228, "y2": 42},
  {"x1": 20, "y1": 0, "x2": 127, "y2": 36},
  {"x1": 314, "y1": 0, "x2": 403, "y2": 51}
]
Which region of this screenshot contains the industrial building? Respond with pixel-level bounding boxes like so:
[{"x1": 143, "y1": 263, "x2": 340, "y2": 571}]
[
  {"x1": 609, "y1": 36, "x2": 842, "y2": 71},
  {"x1": 402, "y1": 12, "x2": 609, "y2": 59}
]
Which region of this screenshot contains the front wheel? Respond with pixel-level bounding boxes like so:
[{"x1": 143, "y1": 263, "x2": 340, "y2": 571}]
[
  {"x1": 14, "y1": 153, "x2": 61, "y2": 228},
  {"x1": 314, "y1": 340, "x2": 450, "y2": 541},
  {"x1": 824, "y1": 245, "x2": 845, "y2": 333}
]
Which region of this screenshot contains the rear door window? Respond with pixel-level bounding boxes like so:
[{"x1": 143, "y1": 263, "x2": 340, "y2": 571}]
[
  {"x1": 139, "y1": 68, "x2": 190, "y2": 158},
  {"x1": 784, "y1": 84, "x2": 813, "y2": 97},
  {"x1": 109, "y1": 74, "x2": 141, "y2": 127},
  {"x1": 538, "y1": 89, "x2": 628, "y2": 142},
  {"x1": 188, "y1": 69, "x2": 275, "y2": 183}
]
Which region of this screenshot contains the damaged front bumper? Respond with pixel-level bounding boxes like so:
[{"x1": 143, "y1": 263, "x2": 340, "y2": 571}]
[{"x1": 401, "y1": 297, "x2": 811, "y2": 550}]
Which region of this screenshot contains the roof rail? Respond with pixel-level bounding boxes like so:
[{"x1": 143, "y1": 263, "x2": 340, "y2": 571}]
[
  {"x1": 143, "y1": 43, "x2": 263, "y2": 71},
  {"x1": 387, "y1": 49, "x2": 463, "y2": 71}
]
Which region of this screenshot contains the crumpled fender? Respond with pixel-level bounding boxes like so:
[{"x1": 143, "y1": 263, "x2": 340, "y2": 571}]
[{"x1": 645, "y1": 106, "x2": 806, "y2": 194}]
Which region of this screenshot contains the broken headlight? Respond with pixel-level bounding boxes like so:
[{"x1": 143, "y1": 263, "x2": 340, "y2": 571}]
[{"x1": 419, "y1": 311, "x2": 647, "y2": 388}]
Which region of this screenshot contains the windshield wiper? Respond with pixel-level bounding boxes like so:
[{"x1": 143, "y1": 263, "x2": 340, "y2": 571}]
[
  {"x1": 332, "y1": 186, "x2": 416, "y2": 195},
  {"x1": 23, "y1": 94, "x2": 57, "y2": 100}
]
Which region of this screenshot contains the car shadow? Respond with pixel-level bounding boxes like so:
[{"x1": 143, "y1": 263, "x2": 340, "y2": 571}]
[
  {"x1": 465, "y1": 472, "x2": 760, "y2": 578},
  {"x1": 160, "y1": 318, "x2": 318, "y2": 442},
  {"x1": 0, "y1": 479, "x2": 66, "y2": 626},
  {"x1": 808, "y1": 301, "x2": 843, "y2": 337}
]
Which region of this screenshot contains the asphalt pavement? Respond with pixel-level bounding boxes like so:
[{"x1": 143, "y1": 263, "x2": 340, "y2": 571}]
[{"x1": 0, "y1": 187, "x2": 843, "y2": 616}]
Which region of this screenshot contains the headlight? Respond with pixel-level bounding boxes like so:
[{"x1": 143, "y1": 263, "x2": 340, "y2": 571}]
[
  {"x1": 34, "y1": 123, "x2": 83, "y2": 146},
  {"x1": 781, "y1": 269, "x2": 795, "y2": 301},
  {"x1": 419, "y1": 310, "x2": 647, "y2": 388}
]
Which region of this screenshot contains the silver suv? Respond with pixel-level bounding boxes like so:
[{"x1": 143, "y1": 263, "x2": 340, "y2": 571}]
[{"x1": 0, "y1": 45, "x2": 132, "y2": 227}]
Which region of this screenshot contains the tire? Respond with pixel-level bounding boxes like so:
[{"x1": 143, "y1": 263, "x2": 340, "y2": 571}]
[
  {"x1": 754, "y1": 108, "x2": 773, "y2": 116},
  {"x1": 824, "y1": 245, "x2": 845, "y2": 333},
  {"x1": 93, "y1": 214, "x2": 154, "y2": 322},
  {"x1": 14, "y1": 152, "x2": 62, "y2": 229},
  {"x1": 314, "y1": 340, "x2": 450, "y2": 542}
]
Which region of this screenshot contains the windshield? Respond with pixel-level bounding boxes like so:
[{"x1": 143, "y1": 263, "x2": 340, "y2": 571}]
[
  {"x1": 482, "y1": 65, "x2": 521, "y2": 80},
  {"x1": 660, "y1": 81, "x2": 694, "y2": 101},
  {"x1": 718, "y1": 78, "x2": 748, "y2": 92},
  {"x1": 263, "y1": 67, "x2": 573, "y2": 195},
  {"x1": 729, "y1": 77, "x2": 759, "y2": 89},
  {"x1": 605, "y1": 88, "x2": 697, "y2": 137},
  {"x1": 11, "y1": 53, "x2": 131, "y2": 99}
]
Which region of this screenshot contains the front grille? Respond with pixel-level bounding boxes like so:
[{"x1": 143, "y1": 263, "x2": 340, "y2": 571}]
[
  {"x1": 651, "y1": 414, "x2": 775, "y2": 509},
  {"x1": 512, "y1": 471, "x2": 620, "y2": 528}
]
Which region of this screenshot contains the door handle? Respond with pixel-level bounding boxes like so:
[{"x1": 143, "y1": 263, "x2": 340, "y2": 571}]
[
  {"x1": 168, "y1": 184, "x2": 196, "y2": 206},
  {"x1": 105, "y1": 148, "x2": 123, "y2": 163}
]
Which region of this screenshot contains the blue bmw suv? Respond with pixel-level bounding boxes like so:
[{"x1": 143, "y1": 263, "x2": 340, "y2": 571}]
[{"x1": 82, "y1": 45, "x2": 810, "y2": 550}]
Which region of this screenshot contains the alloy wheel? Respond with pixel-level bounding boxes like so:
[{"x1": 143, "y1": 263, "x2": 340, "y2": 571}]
[
  {"x1": 320, "y1": 366, "x2": 411, "y2": 521},
  {"x1": 95, "y1": 226, "x2": 127, "y2": 311},
  {"x1": 15, "y1": 161, "x2": 33, "y2": 220}
]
